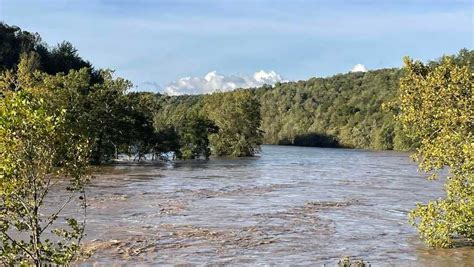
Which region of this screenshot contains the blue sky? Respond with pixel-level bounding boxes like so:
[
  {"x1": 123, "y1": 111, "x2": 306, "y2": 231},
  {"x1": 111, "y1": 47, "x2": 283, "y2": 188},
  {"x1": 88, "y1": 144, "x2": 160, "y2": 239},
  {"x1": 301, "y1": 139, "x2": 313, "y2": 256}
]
[{"x1": 1, "y1": 0, "x2": 472, "y2": 93}]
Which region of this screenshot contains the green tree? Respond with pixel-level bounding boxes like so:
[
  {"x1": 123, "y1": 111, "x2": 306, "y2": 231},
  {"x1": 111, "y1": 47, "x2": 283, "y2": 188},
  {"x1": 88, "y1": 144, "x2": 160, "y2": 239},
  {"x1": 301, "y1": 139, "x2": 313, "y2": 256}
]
[
  {"x1": 372, "y1": 119, "x2": 395, "y2": 150},
  {"x1": 40, "y1": 41, "x2": 91, "y2": 75},
  {"x1": 396, "y1": 56, "x2": 473, "y2": 248},
  {"x1": 153, "y1": 98, "x2": 217, "y2": 160},
  {"x1": 204, "y1": 90, "x2": 263, "y2": 157},
  {"x1": 0, "y1": 90, "x2": 89, "y2": 265},
  {"x1": 0, "y1": 23, "x2": 41, "y2": 71},
  {"x1": 85, "y1": 70, "x2": 133, "y2": 164},
  {"x1": 119, "y1": 92, "x2": 162, "y2": 161},
  {"x1": 176, "y1": 111, "x2": 216, "y2": 159}
]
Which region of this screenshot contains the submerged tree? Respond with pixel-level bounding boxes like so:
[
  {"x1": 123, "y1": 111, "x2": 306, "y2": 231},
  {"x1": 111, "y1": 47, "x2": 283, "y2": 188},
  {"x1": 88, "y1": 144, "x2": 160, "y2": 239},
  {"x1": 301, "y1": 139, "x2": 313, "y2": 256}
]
[
  {"x1": 176, "y1": 111, "x2": 217, "y2": 159},
  {"x1": 204, "y1": 90, "x2": 263, "y2": 157},
  {"x1": 86, "y1": 70, "x2": 133, "y2": 164},
  {"x1": 396, "y1": 56, "x2": 473, "y2": 248},
  {"x1": 153, "y1": 99, "x2": 217, "y2": 160},
  {"x1": 0, "y1": 90, "x2": 89, "y2": 265}
]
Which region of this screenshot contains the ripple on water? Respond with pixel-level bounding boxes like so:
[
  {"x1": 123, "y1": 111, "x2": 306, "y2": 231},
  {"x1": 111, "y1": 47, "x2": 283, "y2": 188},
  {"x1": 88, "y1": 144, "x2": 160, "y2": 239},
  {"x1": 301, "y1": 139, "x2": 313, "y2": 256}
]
[{"x1": 42, "y1": 145, "x2": 472, "y2": 265}]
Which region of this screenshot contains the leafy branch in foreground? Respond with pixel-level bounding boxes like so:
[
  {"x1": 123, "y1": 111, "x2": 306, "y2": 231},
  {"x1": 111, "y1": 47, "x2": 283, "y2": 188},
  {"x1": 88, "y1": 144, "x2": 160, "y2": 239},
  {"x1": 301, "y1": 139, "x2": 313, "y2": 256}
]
[
  {"x1": 0, "y1": 88, "x2": 90, "y2": 264},
  {"x1": 396, "y1": 56, "x2": 473, "y2": 248}
]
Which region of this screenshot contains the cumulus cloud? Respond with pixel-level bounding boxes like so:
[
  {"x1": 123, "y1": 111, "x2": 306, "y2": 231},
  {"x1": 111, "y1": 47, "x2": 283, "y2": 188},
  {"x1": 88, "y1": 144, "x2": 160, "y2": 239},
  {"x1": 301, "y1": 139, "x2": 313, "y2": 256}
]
[
  {"x1": 163, "y1": 70, "x2": 285, "y2": 95},
  {"x1": 351, "y1": 64, "x2": 367, "y2": 73}
]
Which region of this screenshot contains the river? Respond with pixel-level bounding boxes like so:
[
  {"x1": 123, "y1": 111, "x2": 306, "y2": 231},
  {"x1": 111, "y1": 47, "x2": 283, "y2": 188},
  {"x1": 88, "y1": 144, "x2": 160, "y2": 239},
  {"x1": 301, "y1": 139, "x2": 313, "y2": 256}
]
[{"x1": 71, "y1": 145, "x2": 473, "y2": 265}]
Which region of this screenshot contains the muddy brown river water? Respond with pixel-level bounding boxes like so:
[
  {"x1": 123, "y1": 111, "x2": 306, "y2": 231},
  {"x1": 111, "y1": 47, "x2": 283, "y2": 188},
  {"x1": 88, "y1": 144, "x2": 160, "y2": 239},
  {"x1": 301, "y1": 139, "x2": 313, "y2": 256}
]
[{"x1": 62, "y1": 145, "x2": 472, "y2": 265}]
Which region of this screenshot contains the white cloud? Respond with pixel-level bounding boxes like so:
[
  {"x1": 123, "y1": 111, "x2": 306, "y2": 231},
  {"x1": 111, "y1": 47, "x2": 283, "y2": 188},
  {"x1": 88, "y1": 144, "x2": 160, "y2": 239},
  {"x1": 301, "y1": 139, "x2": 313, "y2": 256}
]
[
  {"x1": 163, "y1": 70, "x2": 285, "y2": 95},
  {"x1": 351, "y1": 64, "x2": 367, "y2": 73}
]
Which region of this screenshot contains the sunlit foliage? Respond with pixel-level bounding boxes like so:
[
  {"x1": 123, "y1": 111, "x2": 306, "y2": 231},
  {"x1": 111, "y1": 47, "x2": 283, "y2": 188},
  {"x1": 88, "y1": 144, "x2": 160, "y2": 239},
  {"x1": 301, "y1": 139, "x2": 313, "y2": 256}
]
[
  {"x1": 0, "y1": 87, "x2": 89, "y2": 265},
  {"x1": 397, "y1": 55, "x2": 473, "y2": 248},
  {"x1": 203, "y1": 90, "x2": 263, "y2": 157}
]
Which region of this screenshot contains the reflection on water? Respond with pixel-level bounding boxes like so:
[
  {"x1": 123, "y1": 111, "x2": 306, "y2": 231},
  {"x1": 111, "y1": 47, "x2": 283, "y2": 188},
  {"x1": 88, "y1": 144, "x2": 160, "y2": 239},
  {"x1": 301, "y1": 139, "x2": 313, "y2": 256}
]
[{"x1": 53, "y1": 145, "x2": 472, "y2": 265}]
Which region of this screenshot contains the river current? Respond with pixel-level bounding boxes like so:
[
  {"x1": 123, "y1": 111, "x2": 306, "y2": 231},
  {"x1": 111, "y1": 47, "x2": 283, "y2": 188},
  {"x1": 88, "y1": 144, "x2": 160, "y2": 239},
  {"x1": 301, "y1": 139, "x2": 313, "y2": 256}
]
[{"x1": 67, "y1": 145, "x2": 473, "y2": 265}]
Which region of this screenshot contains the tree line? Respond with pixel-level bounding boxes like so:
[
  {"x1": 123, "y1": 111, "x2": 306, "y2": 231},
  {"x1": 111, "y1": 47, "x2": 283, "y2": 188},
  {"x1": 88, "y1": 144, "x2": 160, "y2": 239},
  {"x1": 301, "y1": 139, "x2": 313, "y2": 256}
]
[
  {"x1": 2, "y1": 22, "x2": 472, "y2": 159},
  {"x1": 155, "y1": 49, "x2": 472, "y2": 152},
  {"x1": 0, "y1": 22, "x2": 263, "y2": 164}
]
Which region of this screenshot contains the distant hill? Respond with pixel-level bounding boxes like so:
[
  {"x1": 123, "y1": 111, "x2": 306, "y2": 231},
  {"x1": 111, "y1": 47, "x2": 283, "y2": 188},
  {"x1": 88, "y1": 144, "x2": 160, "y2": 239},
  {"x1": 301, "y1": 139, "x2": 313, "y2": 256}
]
[
  {"x1": 253, "y1": 48, "x2": 472, "y2": 150},
  {"x1": 254, "y1": 68, "x2": 405, "y2": 149}
]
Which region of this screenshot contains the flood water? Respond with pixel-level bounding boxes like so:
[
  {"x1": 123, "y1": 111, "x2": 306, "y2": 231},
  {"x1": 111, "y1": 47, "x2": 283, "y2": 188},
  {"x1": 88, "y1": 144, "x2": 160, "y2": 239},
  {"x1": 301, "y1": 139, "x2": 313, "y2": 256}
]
[{"x1": 69, "y1": 145, "x2": 473, "y2": 266}]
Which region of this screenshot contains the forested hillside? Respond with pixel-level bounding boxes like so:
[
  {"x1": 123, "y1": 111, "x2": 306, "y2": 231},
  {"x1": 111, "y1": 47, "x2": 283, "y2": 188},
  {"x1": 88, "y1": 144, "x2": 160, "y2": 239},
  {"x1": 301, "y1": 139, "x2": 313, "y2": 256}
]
[
  {"x1": 153, "y1": 69, "x2": 408, "y2": 150},
  {"x1": 256, "y1": 69, "x2": 406, "y2": 150},
  {"x1": 1, "y1": 22, "x2": 472, "y2": 156},
  {"x1": 157, "y1": 49, "x2": 472, "y2": 151}
]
